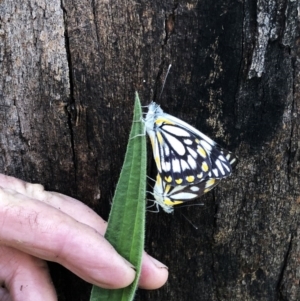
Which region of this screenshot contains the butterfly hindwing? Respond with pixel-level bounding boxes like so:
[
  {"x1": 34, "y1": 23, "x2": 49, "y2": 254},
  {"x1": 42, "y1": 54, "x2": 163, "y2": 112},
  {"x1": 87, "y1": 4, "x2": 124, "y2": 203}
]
[{"x1": 153, "y1": 174, "x2": 221, "y2": 213}]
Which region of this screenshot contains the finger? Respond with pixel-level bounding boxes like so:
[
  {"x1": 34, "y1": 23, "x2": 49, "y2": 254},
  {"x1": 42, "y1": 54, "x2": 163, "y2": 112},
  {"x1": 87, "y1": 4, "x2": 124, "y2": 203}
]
[
  {"x1": 39, "y1": 193, "x2": 169, "y2": 289},
  {"x1": 21, "y1": 191, "x2": 169, "y2": 290},
  {"x1": 0, "y1": 175, "x2": 169, "y2": 289},
  {"x1": 40, "y1": 193, "x2": 169, "y2": 289},
  {"x1": 0, "y1": 287, "x2": 11, "y2": 301},
  {"x1": 0, "y1": 188, "x2": 135, "y2": 289},
  {"x1": 139, "y1": 252, "x2": 168, "y2": 289},
  {"x1": 31, "y1": 191, "x2": 108, "y2": 235},
  {"x1": 0, "y1": 174, "x2": 107, "y2": 235},
  {"x1": 0, "y1": 246, "x2": 56, "y2": 301}
]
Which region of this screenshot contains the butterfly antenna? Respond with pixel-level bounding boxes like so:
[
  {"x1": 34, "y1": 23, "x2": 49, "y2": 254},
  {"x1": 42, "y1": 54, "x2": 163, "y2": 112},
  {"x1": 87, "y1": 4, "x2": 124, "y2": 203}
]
[
  {"x1": 178, "y1": 203, "x2": 205, "y2": 209},
  {"x1": 179, "y1": 212, "x2": 199, "y2": 230},
  {"x1": 146, "y1": 175, "x2": 156, "y2": 183},
  {"x1": 159, "y1": 64, "x2": 172, "y2": 100}
]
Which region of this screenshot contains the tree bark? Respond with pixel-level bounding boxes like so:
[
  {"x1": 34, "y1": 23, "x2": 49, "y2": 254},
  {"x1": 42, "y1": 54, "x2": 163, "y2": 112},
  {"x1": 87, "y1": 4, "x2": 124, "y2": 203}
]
[{"x1": 1, "y1": 0, "x2": 299, "y2": 300}]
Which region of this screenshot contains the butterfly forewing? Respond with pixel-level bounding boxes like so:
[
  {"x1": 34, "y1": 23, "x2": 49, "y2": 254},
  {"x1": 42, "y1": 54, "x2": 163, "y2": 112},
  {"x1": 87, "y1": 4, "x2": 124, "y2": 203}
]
[
  {"x1": 144, "y1": 102, "x2": 236, "y2": 186},
  {"x1": 157, "y1": 123, "x2": 213, "y2": 185},
  {"x1": 144, "y1": 102, "x2": 237, "y2": 186}
]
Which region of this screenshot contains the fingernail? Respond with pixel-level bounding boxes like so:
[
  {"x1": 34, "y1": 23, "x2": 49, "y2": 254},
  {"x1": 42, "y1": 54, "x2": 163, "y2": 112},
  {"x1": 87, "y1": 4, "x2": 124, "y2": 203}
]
[
  {"x1": 123, "y1": 258, "x2": 136, "y2": 270},
  {"x1": 148, "y1": 256, "x2": 168, "y2": 269}
]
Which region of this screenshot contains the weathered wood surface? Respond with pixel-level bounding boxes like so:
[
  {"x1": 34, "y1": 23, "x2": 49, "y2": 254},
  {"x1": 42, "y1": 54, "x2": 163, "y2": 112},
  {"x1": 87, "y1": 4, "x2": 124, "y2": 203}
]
[{"x1": 0, "y1": 0, "x2": 299, "y2": 300}]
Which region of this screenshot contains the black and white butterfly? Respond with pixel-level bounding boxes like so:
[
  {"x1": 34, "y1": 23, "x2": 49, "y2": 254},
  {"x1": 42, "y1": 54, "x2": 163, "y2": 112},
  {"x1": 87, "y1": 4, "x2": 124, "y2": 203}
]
[
  {"x1": 152, "y1": 173, "x2": 221, "y2": 213},
  {"x1": 143, "y1": 102, "x2": 237, "y2": 186}
]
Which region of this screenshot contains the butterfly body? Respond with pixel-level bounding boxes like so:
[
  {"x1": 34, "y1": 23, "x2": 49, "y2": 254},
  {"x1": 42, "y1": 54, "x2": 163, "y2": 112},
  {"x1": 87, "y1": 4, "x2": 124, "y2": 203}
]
[{"x1": 144, "y1": 102, "x2": 237, "y2": 187}]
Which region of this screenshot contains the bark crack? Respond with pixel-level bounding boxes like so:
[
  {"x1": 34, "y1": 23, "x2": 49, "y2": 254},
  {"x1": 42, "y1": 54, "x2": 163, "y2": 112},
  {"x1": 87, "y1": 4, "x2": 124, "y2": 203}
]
[
  {"x1": 61, "y1": 0, "x2": 77, "y2": 186},
  {"x1": 212, "y1": 191, "x2": 221, "y2": 301},
  {"x1": 153, "y1": 3, "x2": 178, "y2": 101},
  {"x1": 91, "y1": 0, "x2": 101, "y2": 53},
  {"x1": 286, "y1": 50, "x2": 297, "y2": 188},
  {"x1": 276, "y1": 233, "x2": 293, "y2": 299}
]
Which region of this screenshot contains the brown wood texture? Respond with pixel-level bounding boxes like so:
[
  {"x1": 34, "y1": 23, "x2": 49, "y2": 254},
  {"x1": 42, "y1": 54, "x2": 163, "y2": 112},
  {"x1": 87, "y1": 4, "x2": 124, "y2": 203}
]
[{"x1": 1, "y1": 0, "x2": 299, "y2": 300}]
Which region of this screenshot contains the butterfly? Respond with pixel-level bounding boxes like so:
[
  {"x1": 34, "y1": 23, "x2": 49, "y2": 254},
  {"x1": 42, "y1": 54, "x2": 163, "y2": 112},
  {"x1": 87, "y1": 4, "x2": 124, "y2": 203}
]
[
  {"x1": 151, "y1": 173, "x2": 221, "y2": 213},
  {"x1": 143, "y1": 102, "x2": 237, "y2": 186}
]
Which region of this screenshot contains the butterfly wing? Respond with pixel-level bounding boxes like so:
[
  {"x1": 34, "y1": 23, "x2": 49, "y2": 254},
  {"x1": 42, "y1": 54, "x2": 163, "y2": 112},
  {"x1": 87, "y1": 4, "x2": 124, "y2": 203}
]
[
  {"x1": 153, "y1": 174, "x2": 221, "y2": 213},
  {"x1": 146, "y1": 105, "x2": 237, "y2": 186}
]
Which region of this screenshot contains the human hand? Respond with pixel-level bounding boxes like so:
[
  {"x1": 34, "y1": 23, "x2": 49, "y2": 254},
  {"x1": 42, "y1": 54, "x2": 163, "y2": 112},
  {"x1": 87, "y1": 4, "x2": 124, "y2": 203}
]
[{"x1": 0, "y1": 174, "x2": 168, "y2": 301}]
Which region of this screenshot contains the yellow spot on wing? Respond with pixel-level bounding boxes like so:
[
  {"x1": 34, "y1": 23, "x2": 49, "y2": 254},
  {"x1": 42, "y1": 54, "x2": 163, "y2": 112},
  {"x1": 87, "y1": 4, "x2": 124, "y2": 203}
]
[
  {"x1": 156, "y1": 132, "x2": 163, "y2": 144},
  {"x1": 206, "y1": 178, "x2": 216, "y2": 187},
  {"x1": 155, "y1": 117, "x2": 175, "y2": 125},
  {"x1": 156, "y1": 174, "x2": 162, "y2": 186},
  {"x1": 175, "y1": 178, "x2": 183, "y2": 185},
  {"x1": 197, "y1": 146, "x2": 207, "y2": 158},
  {"x1": 164, "y1": 200, "x2": 183, "y2": 206},
  {"x1": 204, "y1": 179, "x2": 216, "y2": 193},
  {"x1": 155, "y1": 156, "x2": 161, "y2": 171},
  {"x1": 165, "y1": 176, "x2": 172, "y2": 183},
  {"x1": 165, "y1": 184, "x2": 172, "y2": 194},
  {"x1": 195, "y1": 139, "x2": 200, "y2": 144},
  {"x1": 186, "y1": 175, "x2": 195, "y2": 183},
  {"x1": 150, "y1": 137, "x2": 155, "y2": 149},
  {"x1": 202, "y1": 162, "x2": 209, "y2": 172}
]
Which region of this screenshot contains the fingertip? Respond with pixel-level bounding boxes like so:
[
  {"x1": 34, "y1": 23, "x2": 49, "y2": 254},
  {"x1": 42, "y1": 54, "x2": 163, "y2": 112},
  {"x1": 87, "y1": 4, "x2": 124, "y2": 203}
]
[
  {"x1": 94, "y1": 267, "x2": 136, "y2": 289},
  {"x1": 88, "y1": 253, "x2": 137, "y2": 289},
  {"x1": 138, "y1": 253, "x2": 169, "y2": 290}
]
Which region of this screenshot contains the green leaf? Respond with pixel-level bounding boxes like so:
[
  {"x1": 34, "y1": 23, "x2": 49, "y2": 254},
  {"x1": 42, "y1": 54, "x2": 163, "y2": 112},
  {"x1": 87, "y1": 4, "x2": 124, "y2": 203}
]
[{"x1": 90, "y1": 92, "x2": 146, "y2": 301}]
